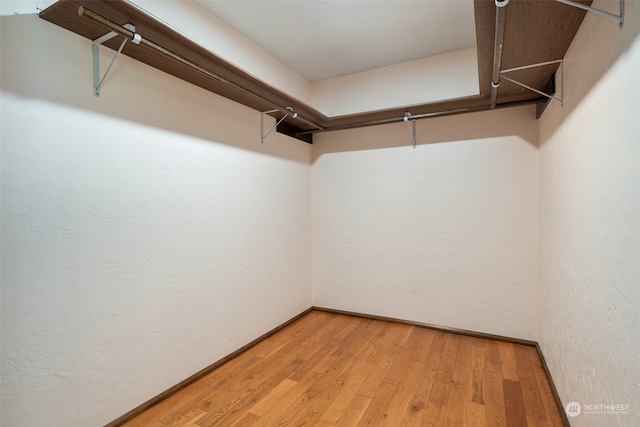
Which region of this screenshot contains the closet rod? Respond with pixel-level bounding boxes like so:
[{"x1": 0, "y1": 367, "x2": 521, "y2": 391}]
[
  {"x1": 296, "y1": 105, "x2": 489, "y2": 136},
  {"x1": 77, "y1": 6, "x2": 325, "y2": 131},
  {"x1": 294, "y1": 99, "x2": 538, "y2": 136},
  {"x1": 490, "y1": 0, "x2": 509, "y2": 109}
]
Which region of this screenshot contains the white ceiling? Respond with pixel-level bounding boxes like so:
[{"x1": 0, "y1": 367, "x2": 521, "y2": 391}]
[{"x1": 194, "y1": 0, "x2": 477, "y2": 82}]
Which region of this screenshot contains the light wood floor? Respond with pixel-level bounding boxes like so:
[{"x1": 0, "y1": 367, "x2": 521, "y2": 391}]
[{"x1": 121, "y1": 311, "x2": 565, "y2": 426}]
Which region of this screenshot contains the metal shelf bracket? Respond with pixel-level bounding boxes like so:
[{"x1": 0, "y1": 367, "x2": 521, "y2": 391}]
[
  {"x1": 92, "y1": 23, "x2": 139, "y2": 96},
  {"x1": 261, "y1": 107, "x2": 296, "y2": 143},
  {"x1": 500, "y1": 59, "x2": 564, "y2": 106},
  {"x1": 404, "y1": 112, "x2": 417, "y2": 149},
  {"x1": 555, "y1": 0, "x2": 624, "y2": 28}
]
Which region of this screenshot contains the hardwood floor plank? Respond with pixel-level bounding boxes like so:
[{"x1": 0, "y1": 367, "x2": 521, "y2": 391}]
[
  {"x1": 469, "y1": 344, "x2": 486, "y2": 405},
  {"x1": 164, "y1": 313, "x2": 343, "y2": 426},
  {"x1": 381, "y1": 327, "x2": 421, "y2": 387},
  {"x1": 485, "y1": 339, "x2": 502, "y2": 363},
  {"x1": 467, "y1": 401, "x2": 487, "y2": 427},
  {"x1": 346, "y1": 321, "x2": 385, "y2": 356},
  {"x1": 163, "y1": 333, "x2": 306, "y2": 426},
  {"x1": 410, "y1": 328, "x2": 437, "y2": 362},
  {"x1": 202, "y1": 315, "x2": 336, "y2": 419},
  {"x1": 400, "y1": 334, "x2": 444, "y2": 425},
  {"x1": 251, "y1": 357, "x2": 305, "y2": 389},
  {"x1": 427, "y1": 329, "x2": 448, "y2": 354},
  {"x1": 383, "y1": 360, "x2": 425, "y2": 426},
  {"x1": 324, "y1": 325, "x2": 414, "y2": 425},
  {"x1": 528, "y1": 347, "x2": 565, "y2": 426},
  {"x1": 229, "y1": 412, "x2": 259, "y2": 426},
  {"x1": 358, "y1": 326, "x2": 404, "y2": 399},
  {"x1": 356, "y1": 381, "x2": 396, "y2": 426},
  {"x1": 331, "y1": 318, "x2": 374, "y2": 357},
  {"x1": 194, "y1": 382, "x2": 272, "y2": 426},
  {"x1": 503, "y1": 378, "x2": 528, "y2": 427},
  {"x1": 268, "y1": 338, "x2": 375, "y2": 426},
  {"x1": 121, "y1": 405, "x2": 171, "y2": 427},
  {"x1": 499, "y1": 342, "x2": 520, "y2": 381},
  {"x1": 247, "y1": 378, "x2": 297, "y2": 417},
  {"x1": 284, "y1": 317, "x2": 351, "y2": 382},
  {"x1": 423, "y1": 333, "x2": 460, "y2": 424},
  {"x1": 315, "y1": 360, "x2": 377, "y2": 424},
  {"x1": 125, "y1": 421, "x2": 166, "y2": 427},
  {"x1": 485, "y1": 359, "x2": 507, "y2": 427},
  {"x1": 247, "y1": 350, "x2": 341, "y2": 426},
  {"x1": 156, "y1": 356, "x2": 265, "y2": 426},
  {"x1": 528, "y1": 415, "x2": 552, "y2": 427},
  {"x1": 443, "y1": 336, "x2": 473, "y2": 425},
  {"x1": 355, "y1": 352, "x2": 396, "y2": 399},
  {"x1": 119, "y1": 311, "x2": 565, "y2": 427},
  {"x1": 514, "y1": 344, "x2": 548, "y2": 422},
  {"x1": 183, "y1": 374, "x2": 263, "y2": 425},
  {"x1": 250, "y1": 334, "x2": 291, "y2": 359},
  {"x1": 335, "y1": 394, "x2": 372, "y2": 426},
  {"x1": 314, "y1": 330, "x2": 382, "y2": 424},
  {"x1": 168, "y1": 407, "x2": 207, "y2": 427}
]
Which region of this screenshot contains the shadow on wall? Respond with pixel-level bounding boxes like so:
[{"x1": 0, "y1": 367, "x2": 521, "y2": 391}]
[
  {"x1": 312, "y1": 104, "x2": 540, "y2": 163},
  {"x1": 0, "y1": 13, "x2": 310, "y2": 164}
]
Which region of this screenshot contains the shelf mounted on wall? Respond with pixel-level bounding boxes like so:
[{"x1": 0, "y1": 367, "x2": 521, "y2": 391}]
[
  {"x1": 40, "y1": 0, "x2": 594, "y2": 138},
  {"x1": 73, "y1": 4, "x2": 321, "y2": 143}
]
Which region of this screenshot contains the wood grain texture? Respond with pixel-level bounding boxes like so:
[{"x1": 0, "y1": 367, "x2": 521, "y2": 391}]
[
  {"x1": 475, "y1": 0, "x2": 590, "y2": 106},
  {"x1": 120, "y1": 311, "x2": 566, "y2": 426}
]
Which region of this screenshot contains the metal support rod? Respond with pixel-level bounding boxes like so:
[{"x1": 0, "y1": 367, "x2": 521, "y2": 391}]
[
  {"x1": 501, "y1": 59, "x2": 564, "y2": 106},
  {"x1": 92, "y1": 23, "x2": 137, "y2": 96},
  {"x1": 261, "y1": 111, "x2": 289, "y2": 143},
  {"x1": 490, "y1": 0, "x2": 509, "y2": 109},
  {"x1": 93, "y1": 30, "x2": 118, "y2": 46},
  {"x1": 501, "y1": 59, "x2": 563, "y2": 74},
  {"x1": 555, "y1": 0, "x2": 624, "y2": 28},
  {"x1": 410, "y1": 120, "x2": 417, "y2": 149},
  {"x1": 404, "y1": 113, "x2": 417, "y2": 149},
  {"x1": 92, "y1": 28, "x2": 123, "y2": 97},
  {"x1": 94, "y1": 37, "x2": 128, "y2": 96},
  {"x1": 77, "y1": 6, "x2": 324, "y2": 131},
  {"x1": 500, "y1": 75, "x2": 563, "y2": 105}
]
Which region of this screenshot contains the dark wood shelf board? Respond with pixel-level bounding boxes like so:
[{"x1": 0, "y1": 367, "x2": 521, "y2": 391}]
[
  {"x1": 39, "y1": 0, "x2": 327, "y2": 132},
  {"x1": 40, "y1": 0, "x2": 591, "y2": 140}
]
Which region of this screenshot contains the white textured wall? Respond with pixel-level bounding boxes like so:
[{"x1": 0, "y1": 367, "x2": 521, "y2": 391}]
[
  {"x1": 538, "y1": 0, "x2": 640, "y2": 425},
  {"x1": 312, "y1": 106, "x2": 539, "y2": 340},
  {"x1": 311, "y1": 47, "x2": 479, "y2": 117},
  {"x1": 1, "y1": 14, "x2": 311, "y2": 427}
]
